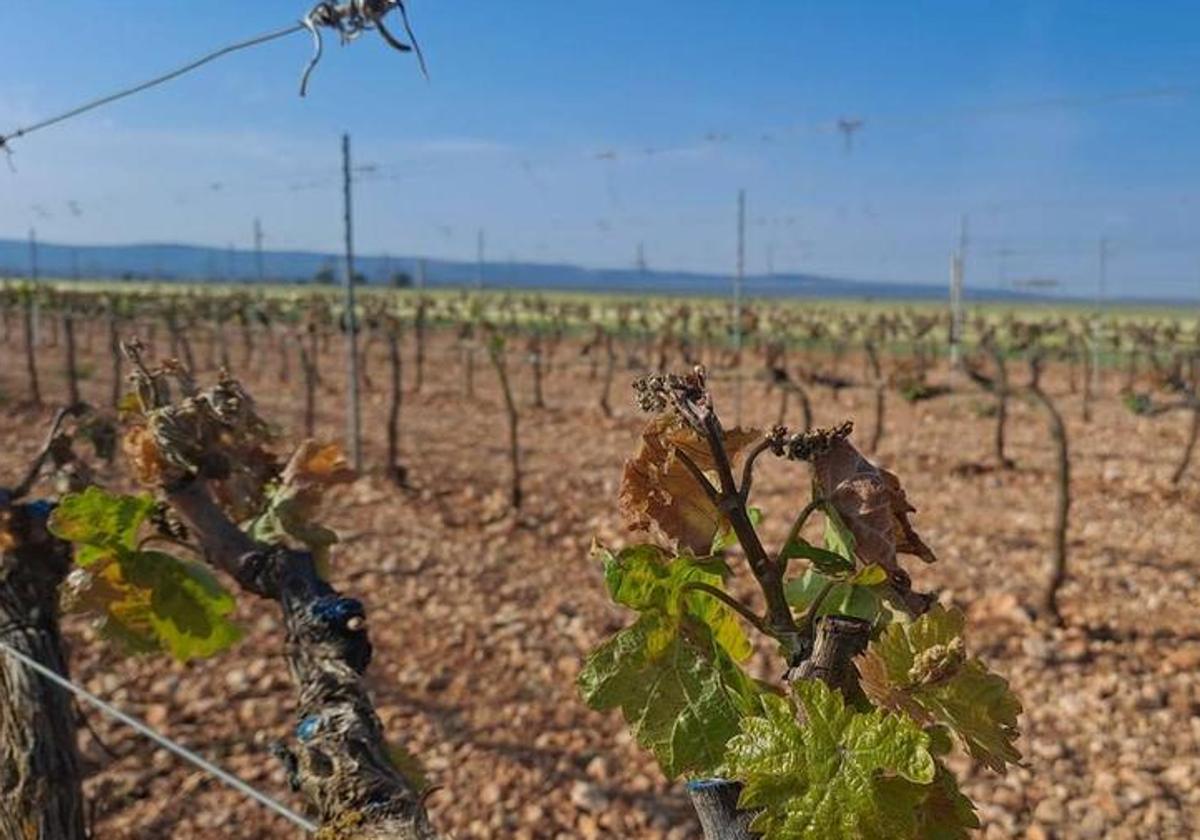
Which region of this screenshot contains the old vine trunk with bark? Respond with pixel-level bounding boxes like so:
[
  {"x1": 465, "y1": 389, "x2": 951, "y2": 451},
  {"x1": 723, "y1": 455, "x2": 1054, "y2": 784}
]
[{"x1": 0, "y1": 500, "x2": 87, "y2": 840}]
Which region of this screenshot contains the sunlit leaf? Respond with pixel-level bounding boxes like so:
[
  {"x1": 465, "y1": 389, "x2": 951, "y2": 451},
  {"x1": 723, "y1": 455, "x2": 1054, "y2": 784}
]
[
  {"x1": 726, "y1": 683, "x2": 935, "y2": 839},
  {"x1": 785, "y1": 569, "x2": 885, "y2": 623},
  {"x1": 598, "y1": 543, "x2": 750, "y2": 661},
  {"x1": 857, "y1": 606, "x2": 1022, "y2": 772},
  {"x1": 579, "y1": 612, "x2": 759, "y2": 779},
  {"x1": 580, "y1": 543, "x2": 761, "y2": 778},
  {"x1": 849, "y1": 563, "x2": 889, "y2": 586}
]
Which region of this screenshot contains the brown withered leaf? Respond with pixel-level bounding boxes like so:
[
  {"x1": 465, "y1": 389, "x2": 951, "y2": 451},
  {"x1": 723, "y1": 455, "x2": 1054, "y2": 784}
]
[
  {"x1": 811, "y1": 438, "x2": 937, "y2": 577},
  {"x1": 122, "y1": 425, "x2": 171, "y2": 486},
  {"x1": 286, "y1": 441, "x2": 357, "y2": 488},
  {"x1": 619, "y1": 415, "x2": 760, "y2": 555}
]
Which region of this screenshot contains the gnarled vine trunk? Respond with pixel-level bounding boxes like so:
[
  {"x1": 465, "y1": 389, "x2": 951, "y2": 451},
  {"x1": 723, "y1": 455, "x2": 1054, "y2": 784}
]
[
  {"x1": 164, "y1": 482, "x2": 438, "y2": 840},
  {"x1": 1172, "y1": 402, "x2": 1200, "y2": 485},
  {"x1": 865, "y1": 342, "x2": 885, "y2": 454},
  {"x1": 1028, "y1": 358, "x2": 1070, "y2": 625},
  {"x1": 0, "y1": 502, "x2": 87, "y2": 840}
]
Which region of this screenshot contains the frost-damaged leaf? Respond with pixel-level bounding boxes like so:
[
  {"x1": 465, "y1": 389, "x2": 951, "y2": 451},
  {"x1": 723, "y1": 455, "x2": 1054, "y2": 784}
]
[
  {"x1": 246, "y1": 441, "x2": 355, "y2": 570},
  {"x1": 121, "y1": 424, "x2": 171, "y2": 486},
  {"x1": 62, "y1": 549, "x2": 241, "y2": 661},
  {"x1": 811, "y1": 438, "x2": 936, "y2": 573},
  {"x1": 49, "y1": 487, "x2": 156, "y2": 567},
  {"x1": 857, "y1": 606, "x2": 1022, "y2": 773},
  {"x1": 804, "y1": 437, "x2": 936, "y2": 614},
  {"x1": 578, "y1": 612, "x2": 760, "y2": 779},
  {"x1": 619, "y1": 414, "x2": 760, "y2": 555},
  {"x1": 124, "y1": 368, "x2": 279, "y2": 520},
  {"x1": 52, "y1": 488, "x2": 241, "y2": 661},
  {"x1": 726, "y1": 683, "x2": 935, "y2": 839}
]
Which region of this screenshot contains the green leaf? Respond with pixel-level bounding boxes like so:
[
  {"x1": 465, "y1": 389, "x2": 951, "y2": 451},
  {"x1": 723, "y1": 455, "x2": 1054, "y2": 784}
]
[
  {"x1": 578, "y1": 612, "x2": 759, "y2": 779},
  {"x1": 821, "y1": 501, "x2": 856, "y2": 562},
  {"x1": 117, "y1": 391, "x2": 144, "y2": 416},
  {"x1": 598, "y1": 544, "x2": 750, "y2": 661},
  {"x1": 122, "y1": 550, "x2": 242, "y2": 661},
  {"x1": 67, "y1": 548, "x2": 243, "y2": 662},
  {"x1": 785, "y1": 569, "x2": 884, "y2": 623},
  {"x1": 913, "y1": 761, "x2": 982, "y2": 840},
  {"x1": 386, "y1": 741, "x2": 429, "y2": 792},
  {"x1": 857, "y1": 606, "x2": 1023, "y2": 772},
  {"x1": 49, "y1": 488, "x2": 156, "y2": 567},
  {"x1": 879, "y1": 758, "x2": 981, "y2": 840},
  {"x1": 781, "y1": 539, "x2": 855, "y2": 576},
  {"x1": 726, "y1": 683, "x2": 935, "y2": 839},
  {"x1": 581, "y1": 543, "x2": 764, "y2": 778}
]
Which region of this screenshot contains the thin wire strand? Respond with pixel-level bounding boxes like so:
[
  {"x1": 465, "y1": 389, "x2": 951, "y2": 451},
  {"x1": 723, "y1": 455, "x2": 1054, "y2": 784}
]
[
  {"x1": 0, "y1": 639, "x2": 318, "y2": 834},
  {"x1": 0, "y1": 24, "x2": 304, "y2": 150}
]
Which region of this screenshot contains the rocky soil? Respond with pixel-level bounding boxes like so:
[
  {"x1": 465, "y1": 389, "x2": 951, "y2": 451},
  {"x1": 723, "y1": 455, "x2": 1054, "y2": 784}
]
[{"x1": 1, "y1": 325, "x2": 1198, "y2": 838}]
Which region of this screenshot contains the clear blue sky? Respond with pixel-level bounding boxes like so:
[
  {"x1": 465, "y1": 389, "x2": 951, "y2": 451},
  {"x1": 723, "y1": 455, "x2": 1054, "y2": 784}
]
[{"x1": 2, "y1": 1, "x2": 1200, "y2": 298}]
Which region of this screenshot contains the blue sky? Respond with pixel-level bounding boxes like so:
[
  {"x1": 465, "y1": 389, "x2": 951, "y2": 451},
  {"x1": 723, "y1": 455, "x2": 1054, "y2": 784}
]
[{"x1": 2, "y1": 1, "x2": 1200, "y2": 298}]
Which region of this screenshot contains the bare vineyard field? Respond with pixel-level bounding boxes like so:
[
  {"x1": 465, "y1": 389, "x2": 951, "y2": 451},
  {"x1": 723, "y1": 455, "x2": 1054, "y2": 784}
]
[{"x1": 1, "y1": 303, "x2": 1199, "y2": 839}]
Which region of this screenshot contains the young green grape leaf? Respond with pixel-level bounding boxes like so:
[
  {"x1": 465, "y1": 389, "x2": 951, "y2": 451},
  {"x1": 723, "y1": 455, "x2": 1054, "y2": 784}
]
[
  {"x1": 245, "y1": 440, "x2": 355, "y2": 572},
  {"x1": 857, "y1": 605, "x2": 1022, "y2": 772},
  {"x1": 581, "y1": 543, "x2": 762, "y2": 777},
  {"x1": 725, "y1": 682, "x2": 935, "y2": 839},
  {"x1": 876, "y1": 757, "x2": 981, "y2": 840},
  {"x1": 53, "y1": 488, "x2": 241, "y2": 661},
  {"x1": 619, "y1": 415, "x2": 760, "y2": 555},
  {"x1": 386, "y1": 741, "x2": 429, "y2": 792},
  {"x1": 598, "y1": 543, "x2": 750, "y2": 662},
  {"x1": 578, "y1": 612, "x2": 760, "y2": 779},
  {"x1": 821, "y1": 497, "x2": 857, "y2": 564},
  {"x1": 785, "y1": 568, "x2": 889, "y2": 623},
  {"x1": 116, "y1": 390, "x2": 144, "y2": 418},
  {"x1": 781, "y1": 538, "x2": 855, "y2": 576}
]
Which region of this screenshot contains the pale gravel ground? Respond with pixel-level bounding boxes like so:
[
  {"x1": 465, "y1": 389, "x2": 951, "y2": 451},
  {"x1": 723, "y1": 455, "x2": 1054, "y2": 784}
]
[{"x1": 0, "y1": 323, "x2": 1197, "y2": 838}]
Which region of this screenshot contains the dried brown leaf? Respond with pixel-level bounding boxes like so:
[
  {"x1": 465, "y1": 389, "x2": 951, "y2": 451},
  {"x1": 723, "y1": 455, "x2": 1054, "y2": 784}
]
[
  {"x1": 278, "y1": 441, "x2": 357, "y2": 518},
  {"x1": 619, "y1": 415, "x2": 760, "y2": 554},
  {"x1": 812, "y1": 439, "x2": 938, "y2": 578},
  {"x1": 122, "y1": 425, "x2": 170, "y2": 486}
]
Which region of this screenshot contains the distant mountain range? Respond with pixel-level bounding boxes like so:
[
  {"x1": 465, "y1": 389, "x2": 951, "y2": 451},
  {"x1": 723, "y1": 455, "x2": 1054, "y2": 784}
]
[{"x1": 0, "y1": 237, "x2": 1041, "y2": 301}]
